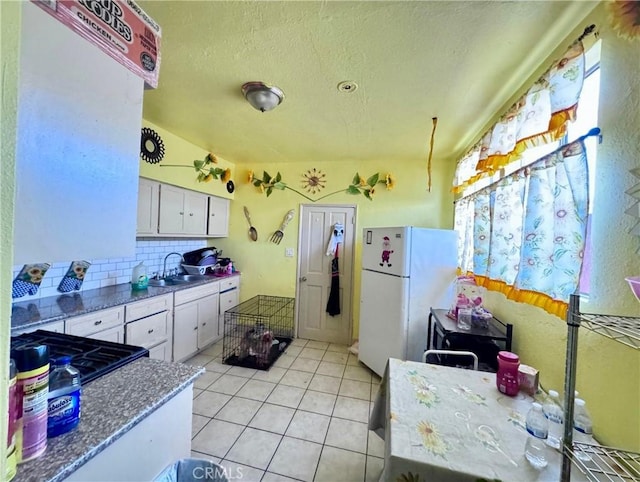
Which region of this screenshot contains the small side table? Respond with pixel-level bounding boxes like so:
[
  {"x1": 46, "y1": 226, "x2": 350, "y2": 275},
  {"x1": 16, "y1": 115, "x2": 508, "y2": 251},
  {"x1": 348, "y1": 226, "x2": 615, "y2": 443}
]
[{"x1": 427, "y1": 308, "x2": 513, "y2": 370}]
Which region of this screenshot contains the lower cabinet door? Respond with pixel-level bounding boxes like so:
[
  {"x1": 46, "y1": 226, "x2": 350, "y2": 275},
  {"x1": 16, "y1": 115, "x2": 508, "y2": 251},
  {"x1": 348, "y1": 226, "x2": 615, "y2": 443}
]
[
  {"x1": 218, "y1": 289, "x2": 239, "y2": 337},
  {"x1": 173, "y1": 302, "x2": 198, "y2": 362},
  {"x1": 87, "y1": 325, "x2": 125, "y2": 344},
  {"x1": 197, "y1": 293, "x2": 219, "y2": 349},
  {"x1": 148, "y1": 341, "x2": 171, "y2": 362}
]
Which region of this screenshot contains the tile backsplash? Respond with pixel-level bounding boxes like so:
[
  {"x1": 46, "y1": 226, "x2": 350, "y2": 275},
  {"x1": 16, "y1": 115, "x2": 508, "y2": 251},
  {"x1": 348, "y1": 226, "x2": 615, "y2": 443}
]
[{"x1": 12, "y1": 239, "x2": 208, "y2": 300}]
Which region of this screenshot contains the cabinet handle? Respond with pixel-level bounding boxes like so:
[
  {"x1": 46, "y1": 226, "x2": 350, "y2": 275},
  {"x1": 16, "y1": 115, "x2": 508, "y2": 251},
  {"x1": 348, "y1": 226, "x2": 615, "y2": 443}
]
[
  {"x1": 179, "y1": 211, "x2": 184, "y2": 215},
  {"x1": 148, "y1": 329, "x2": 154, "y2": 334},
  {"x1": 189, "y1": 212, "x2": 194, "y2": 216},
  {"x1": 193, "y1": 326, "x2": 198, "y2": 331},
  {"x1": 202, "y1": 322, "x2": 206, "y2": 326},
  {"x1": 94, "y1": 320, "x2": 102, "y2": 326}
]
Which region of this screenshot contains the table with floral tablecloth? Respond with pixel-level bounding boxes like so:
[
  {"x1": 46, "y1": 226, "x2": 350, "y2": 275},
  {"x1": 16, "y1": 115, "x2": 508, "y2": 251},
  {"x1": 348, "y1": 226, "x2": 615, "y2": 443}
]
[{"x1": 369, "y1": 359, "x2": 588, "y2": 482}]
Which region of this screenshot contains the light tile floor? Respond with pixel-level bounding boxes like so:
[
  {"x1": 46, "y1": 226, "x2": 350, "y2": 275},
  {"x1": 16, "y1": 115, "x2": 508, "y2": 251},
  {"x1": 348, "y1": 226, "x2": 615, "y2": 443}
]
[{"x1": 185, "y1": 338, "x2": 384, "y2": 482}]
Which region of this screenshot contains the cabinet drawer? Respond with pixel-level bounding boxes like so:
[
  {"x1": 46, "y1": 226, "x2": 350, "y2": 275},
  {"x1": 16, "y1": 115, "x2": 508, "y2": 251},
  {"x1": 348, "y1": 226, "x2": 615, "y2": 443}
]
[
  {"x1": 66, "y1": 307, "x2": 124, "y2": 337},
  {"x1": 12, "y1": 320, "x2": 65, "y2": 336},
  {"x1": 219, "y1": 276, "x2": 239, "y2": 292},
  {"x1": 219, "y1": 289, "x2": 239, "y2": 314},
  {"x1": 126, "y1": 294, "x2": 172, "y2": 323},
  {"x1": 126, "y1": 311, "x2": 170, "y2": 349},
  {"x1": 86, "y1": 325, "x2": 124, "y2": 344},
  {"x1": 148, "y1": 341, "x2": 170, "y2": 362},
  {"x1": 174, "y1": 282, "x2": 219, "y2": 306}
]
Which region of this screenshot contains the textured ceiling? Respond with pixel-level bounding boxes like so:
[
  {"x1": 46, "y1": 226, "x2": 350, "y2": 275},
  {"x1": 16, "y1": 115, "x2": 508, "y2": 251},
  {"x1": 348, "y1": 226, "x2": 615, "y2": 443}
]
[{"x1": 140, "y1": 1, "x2": 597, "y2": 165}]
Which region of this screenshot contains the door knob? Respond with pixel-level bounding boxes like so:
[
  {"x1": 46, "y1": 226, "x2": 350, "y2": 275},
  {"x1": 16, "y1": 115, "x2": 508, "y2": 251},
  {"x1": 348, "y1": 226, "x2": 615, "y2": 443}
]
[{"x1": 299, "y1": 276, "x2": 307, "y2": 282}]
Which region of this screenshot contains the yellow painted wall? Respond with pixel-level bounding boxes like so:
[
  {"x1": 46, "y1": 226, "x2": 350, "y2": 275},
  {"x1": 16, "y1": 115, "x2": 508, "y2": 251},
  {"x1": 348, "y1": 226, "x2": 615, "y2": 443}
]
[
  {"x1": 139, "y1": 120, "x2": 235, "y2": 200},
  {"x1": 211, "y1": 158, "x2": 455, "y2": 338},
  {"x1": 467, "y1": 5, "x2": 640, "y2": 451},
  {"x1": 0, "y1": 1, "x2": 20, "y2": 476},
  {"x1": 138, "y1": 123, "x2": 456, "y2": 342}
]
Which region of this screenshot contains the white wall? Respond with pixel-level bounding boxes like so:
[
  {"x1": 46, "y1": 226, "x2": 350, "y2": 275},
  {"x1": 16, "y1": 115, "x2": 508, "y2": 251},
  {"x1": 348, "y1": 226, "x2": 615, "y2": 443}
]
[{"x1": 13, "y1": 2, "x2": 143, "y2": 265}]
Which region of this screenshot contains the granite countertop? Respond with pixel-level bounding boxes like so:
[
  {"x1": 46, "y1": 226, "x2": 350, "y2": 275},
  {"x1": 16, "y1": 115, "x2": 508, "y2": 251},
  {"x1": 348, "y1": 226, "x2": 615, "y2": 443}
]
[
  {"x1": 13, "y1": 358, "x2": 204, "y2": 482},
  {"x1": 11, "y1": 273, "x2": 240, "y2": 332}
]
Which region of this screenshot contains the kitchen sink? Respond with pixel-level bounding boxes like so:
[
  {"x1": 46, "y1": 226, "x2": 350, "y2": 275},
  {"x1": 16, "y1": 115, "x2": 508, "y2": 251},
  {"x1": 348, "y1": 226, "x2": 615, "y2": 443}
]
[
  {"x1": 148, "y1": 274, "x2": 208, "y2": 287},
  {"x1": 172, "y1": 274, "x2": 208, "y2": 282}
]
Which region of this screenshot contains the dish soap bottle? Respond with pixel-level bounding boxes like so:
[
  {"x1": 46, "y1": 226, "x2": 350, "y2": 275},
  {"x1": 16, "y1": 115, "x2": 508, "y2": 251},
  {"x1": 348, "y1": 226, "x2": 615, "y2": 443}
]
[{"x1": 131, "y1": 262, "x2": 148, "y2": 291}]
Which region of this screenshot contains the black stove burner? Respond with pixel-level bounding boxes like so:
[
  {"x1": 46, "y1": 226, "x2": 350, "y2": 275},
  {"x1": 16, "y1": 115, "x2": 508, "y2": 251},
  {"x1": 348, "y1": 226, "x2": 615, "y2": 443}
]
[{"x1": 10, "y1": 330, "x2": 149, "y2": 385}]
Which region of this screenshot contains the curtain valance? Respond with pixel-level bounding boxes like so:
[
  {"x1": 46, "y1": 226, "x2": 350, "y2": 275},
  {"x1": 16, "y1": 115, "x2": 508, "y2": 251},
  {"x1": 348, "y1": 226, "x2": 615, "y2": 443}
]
[{"x1": 452, "y1": 41, "x2": 586, "y2": 193}]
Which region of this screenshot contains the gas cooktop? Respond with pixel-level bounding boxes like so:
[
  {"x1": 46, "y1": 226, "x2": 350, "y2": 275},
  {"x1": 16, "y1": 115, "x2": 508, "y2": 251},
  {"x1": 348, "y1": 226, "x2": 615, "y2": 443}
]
[{"x1": 10, "y1": 330, "x2": 149, "y2": 385}]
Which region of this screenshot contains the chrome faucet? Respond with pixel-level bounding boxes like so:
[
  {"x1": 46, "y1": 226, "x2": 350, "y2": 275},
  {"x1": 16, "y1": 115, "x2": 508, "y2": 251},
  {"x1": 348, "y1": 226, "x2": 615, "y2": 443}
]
[{"x1": 162, "y1": 252, "x2": 184, "y2": 279}]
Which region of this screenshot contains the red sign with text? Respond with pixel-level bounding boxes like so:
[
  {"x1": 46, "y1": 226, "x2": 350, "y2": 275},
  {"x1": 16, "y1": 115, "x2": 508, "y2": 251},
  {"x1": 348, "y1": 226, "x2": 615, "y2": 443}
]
[{"x1": 32, "y1": 0, "x2": 161, "y2": 88}]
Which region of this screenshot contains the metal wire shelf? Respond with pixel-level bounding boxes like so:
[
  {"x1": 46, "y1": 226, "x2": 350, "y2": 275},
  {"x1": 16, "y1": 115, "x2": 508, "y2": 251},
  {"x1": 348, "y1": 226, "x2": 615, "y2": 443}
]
[
  {"x1": 562, "y1": 295, "x2": 640, "y2": 481},
  {"x1": 565, "y1": 443, "x2": 640, "y2": 481},
  {"x1": 577, "y1": 313, "x2": 640, "y2": 350}
]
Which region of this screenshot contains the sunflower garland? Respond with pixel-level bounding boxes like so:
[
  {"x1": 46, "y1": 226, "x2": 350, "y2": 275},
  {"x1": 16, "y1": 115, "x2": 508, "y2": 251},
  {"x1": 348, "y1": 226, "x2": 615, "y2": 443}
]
[
  {"x1": 160, "y1": 152, "x2": 232, "y2": 186},
  {"x1": 247, "y1": 170, "x2": 395, "y2": 202}
]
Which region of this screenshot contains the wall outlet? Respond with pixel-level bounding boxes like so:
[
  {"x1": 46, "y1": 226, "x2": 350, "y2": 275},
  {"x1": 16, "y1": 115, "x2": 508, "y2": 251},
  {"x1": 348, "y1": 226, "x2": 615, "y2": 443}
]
[{"x1": 285, "y1": 248, "x2": 294, "y2": 257}]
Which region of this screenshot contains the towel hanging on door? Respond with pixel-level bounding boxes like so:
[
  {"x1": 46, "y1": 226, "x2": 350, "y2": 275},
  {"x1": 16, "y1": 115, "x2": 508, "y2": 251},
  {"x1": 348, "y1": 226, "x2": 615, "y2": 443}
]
[
  {"x1": 325, "y1": 223, "x2": 344, "y2": 256},
  {"x1": 326, "y1": 243, "x2": 341, "y2": 316}
]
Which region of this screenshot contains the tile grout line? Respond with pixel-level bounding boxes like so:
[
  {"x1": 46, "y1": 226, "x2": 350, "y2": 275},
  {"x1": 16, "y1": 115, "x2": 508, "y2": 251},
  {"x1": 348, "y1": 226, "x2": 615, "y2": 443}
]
[{"x1": 192, "y1": 339, "x2": 378, "y2": 481}]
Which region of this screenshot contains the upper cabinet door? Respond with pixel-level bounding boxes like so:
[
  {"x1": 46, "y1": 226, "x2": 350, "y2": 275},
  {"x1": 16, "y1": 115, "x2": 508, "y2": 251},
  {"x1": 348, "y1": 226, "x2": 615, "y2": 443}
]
[
  {"x1": 158, "y1": 184, "x2": 186, "y2": 234},
  {"x1": 141, "y1": 181, "x2": 227, "y2": 237},
  {"x1": 137, "y1": 179, "x2": 160, "y2": 235},
  {"x1": 207, "y1": 197, "x2": 230, "y2": 237},
  {"x1": 13, "y1": 3, "x2": 144, "y2": 265},
  {"x1": 183, "y1": 191, "x2": 208, "y2": 235}
]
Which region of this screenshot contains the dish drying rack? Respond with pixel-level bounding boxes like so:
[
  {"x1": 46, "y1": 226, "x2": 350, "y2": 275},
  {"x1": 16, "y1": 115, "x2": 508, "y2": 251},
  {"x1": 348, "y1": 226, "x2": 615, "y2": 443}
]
[{"x1": 561, "y1": 294, "x2": 640, "y2": 481}]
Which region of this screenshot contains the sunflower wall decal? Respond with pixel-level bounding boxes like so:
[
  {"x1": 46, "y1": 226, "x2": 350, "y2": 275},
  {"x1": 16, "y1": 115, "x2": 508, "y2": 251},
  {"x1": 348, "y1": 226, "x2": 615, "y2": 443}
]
[
  {"x1": 160, "y1": 153, "x2": 232, "y2": 186},
  {"x1": 248, "y1": 170, "x2": 396, "y2": 202},
  {"x1": 608, "y1": 1, "x2": 640, "y2": 40},
  {"x1": 301, "y1": 168, "x2": 326, "y2": 194}
]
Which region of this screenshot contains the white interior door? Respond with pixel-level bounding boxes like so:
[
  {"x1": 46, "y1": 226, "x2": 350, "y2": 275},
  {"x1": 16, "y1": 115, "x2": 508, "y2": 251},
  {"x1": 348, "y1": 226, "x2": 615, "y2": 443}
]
[{"x1": 297, "y1": 205, "x2": 355, "y2": 344}]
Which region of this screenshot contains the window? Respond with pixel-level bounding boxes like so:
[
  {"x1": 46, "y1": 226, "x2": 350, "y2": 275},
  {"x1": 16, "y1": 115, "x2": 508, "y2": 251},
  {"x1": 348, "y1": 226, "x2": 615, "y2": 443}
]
[{"x1": 453, "y1": 39, "x2": 601, "y2": 318}]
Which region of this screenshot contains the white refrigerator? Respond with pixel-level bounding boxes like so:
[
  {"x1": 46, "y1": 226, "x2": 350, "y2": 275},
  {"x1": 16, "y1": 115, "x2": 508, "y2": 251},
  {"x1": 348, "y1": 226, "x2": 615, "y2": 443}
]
[{"x1": 358, "y1": 226, "x2": 458, "y2": 376}]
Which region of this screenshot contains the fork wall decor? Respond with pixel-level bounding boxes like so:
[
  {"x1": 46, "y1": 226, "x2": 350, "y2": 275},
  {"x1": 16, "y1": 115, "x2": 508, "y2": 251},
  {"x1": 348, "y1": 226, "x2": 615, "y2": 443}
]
[{"x1": 270, "y1": 209, "x2": 295, "y2": 244}]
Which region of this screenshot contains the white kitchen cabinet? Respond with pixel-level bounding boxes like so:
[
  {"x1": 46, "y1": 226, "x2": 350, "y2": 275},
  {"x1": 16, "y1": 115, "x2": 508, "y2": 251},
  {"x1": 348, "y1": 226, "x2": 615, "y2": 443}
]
[
  {"x1": 219, "y1": 276, "x2": 240, "y2": 337},
  {"x1": 65, "y1": 306, "x2": 125, "y2": 339},
  {"x1": 65, "y1": 385, "x2": 192, "y2": 482},
  {"x1": 207, "y1": 196, "x2": 230, "y2": 237},
  {"x1": 87, "y1": 325, "x2": 125, "y2": 344},
  {"x1": 125, "y1": 294, "x2": 173, "y2": 361},
  {"x1": 173, "y1": 302, "x2": 199, "y2": 362},
  {"x1": 148, "y1": 342, "x2": 170, "y2": 362},
  {"x1": 158, "y1": 184, "x2": 208, "y2": 235},
  {"x1": 137, "y1": 178, "x2": 160, "y2": 236},
  {"x1": 184, "y1": 191, "x2": 209, "y2": 234},
  {"x1": 11, "y1": 320, "x2": 65, "y2": 336},
  {"x1": 173, "y1": 282, "x2": 221, "y2": 361},
  {"x1": 14, "y1": 2, "x2": 142, "y2": 265},
  {"x1": 136, "y1": 179, "x2": 230, "y2": 238},
  {"x1": 197, "y1": 293, "x2": 220, "y2": 349}
]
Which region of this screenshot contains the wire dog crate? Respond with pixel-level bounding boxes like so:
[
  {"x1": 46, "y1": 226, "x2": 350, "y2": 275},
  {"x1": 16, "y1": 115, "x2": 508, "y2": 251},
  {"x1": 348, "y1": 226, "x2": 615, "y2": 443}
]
[{"x1": 222, "y1": 295, "x2": 295, "y2": 370}]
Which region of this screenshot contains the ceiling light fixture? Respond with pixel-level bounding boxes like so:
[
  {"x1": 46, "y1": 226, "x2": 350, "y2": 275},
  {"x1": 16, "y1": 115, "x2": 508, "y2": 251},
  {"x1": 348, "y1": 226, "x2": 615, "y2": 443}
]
[{"x1": 241, "y1": 81, "x2": 284, "y2": 112}]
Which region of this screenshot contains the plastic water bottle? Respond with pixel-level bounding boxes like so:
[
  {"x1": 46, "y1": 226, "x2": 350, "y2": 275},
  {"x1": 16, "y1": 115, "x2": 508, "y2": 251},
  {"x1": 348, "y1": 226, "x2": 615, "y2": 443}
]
[
  {"x1": 524, "y1": 402, "x2": 549, "y2": 469},
  {"x1": 573, "y1": 398, "x2": 593, "y2": 461},
  {"x1": 47, "y1": 357, "x2": 81, "y2": 438},
  {"x1": 543, "y1": 390, "x2": 564, "y2": 450}
]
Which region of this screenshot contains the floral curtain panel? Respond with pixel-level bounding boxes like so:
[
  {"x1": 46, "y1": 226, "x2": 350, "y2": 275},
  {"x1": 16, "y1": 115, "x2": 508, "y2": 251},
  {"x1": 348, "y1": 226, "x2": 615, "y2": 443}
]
[
  {"x1": 454, "y1": 138, "x2": 589, "y2": 318},
  {"x1": 453, "y1": 41, "x2": 585, "y2": 193}
]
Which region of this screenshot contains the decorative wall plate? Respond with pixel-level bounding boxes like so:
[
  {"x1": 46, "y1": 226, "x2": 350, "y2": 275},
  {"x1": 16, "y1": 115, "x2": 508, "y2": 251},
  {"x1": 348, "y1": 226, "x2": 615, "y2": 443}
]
[{"x1": 140, "y1": 127, "x2": 165, "y2": 164}]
